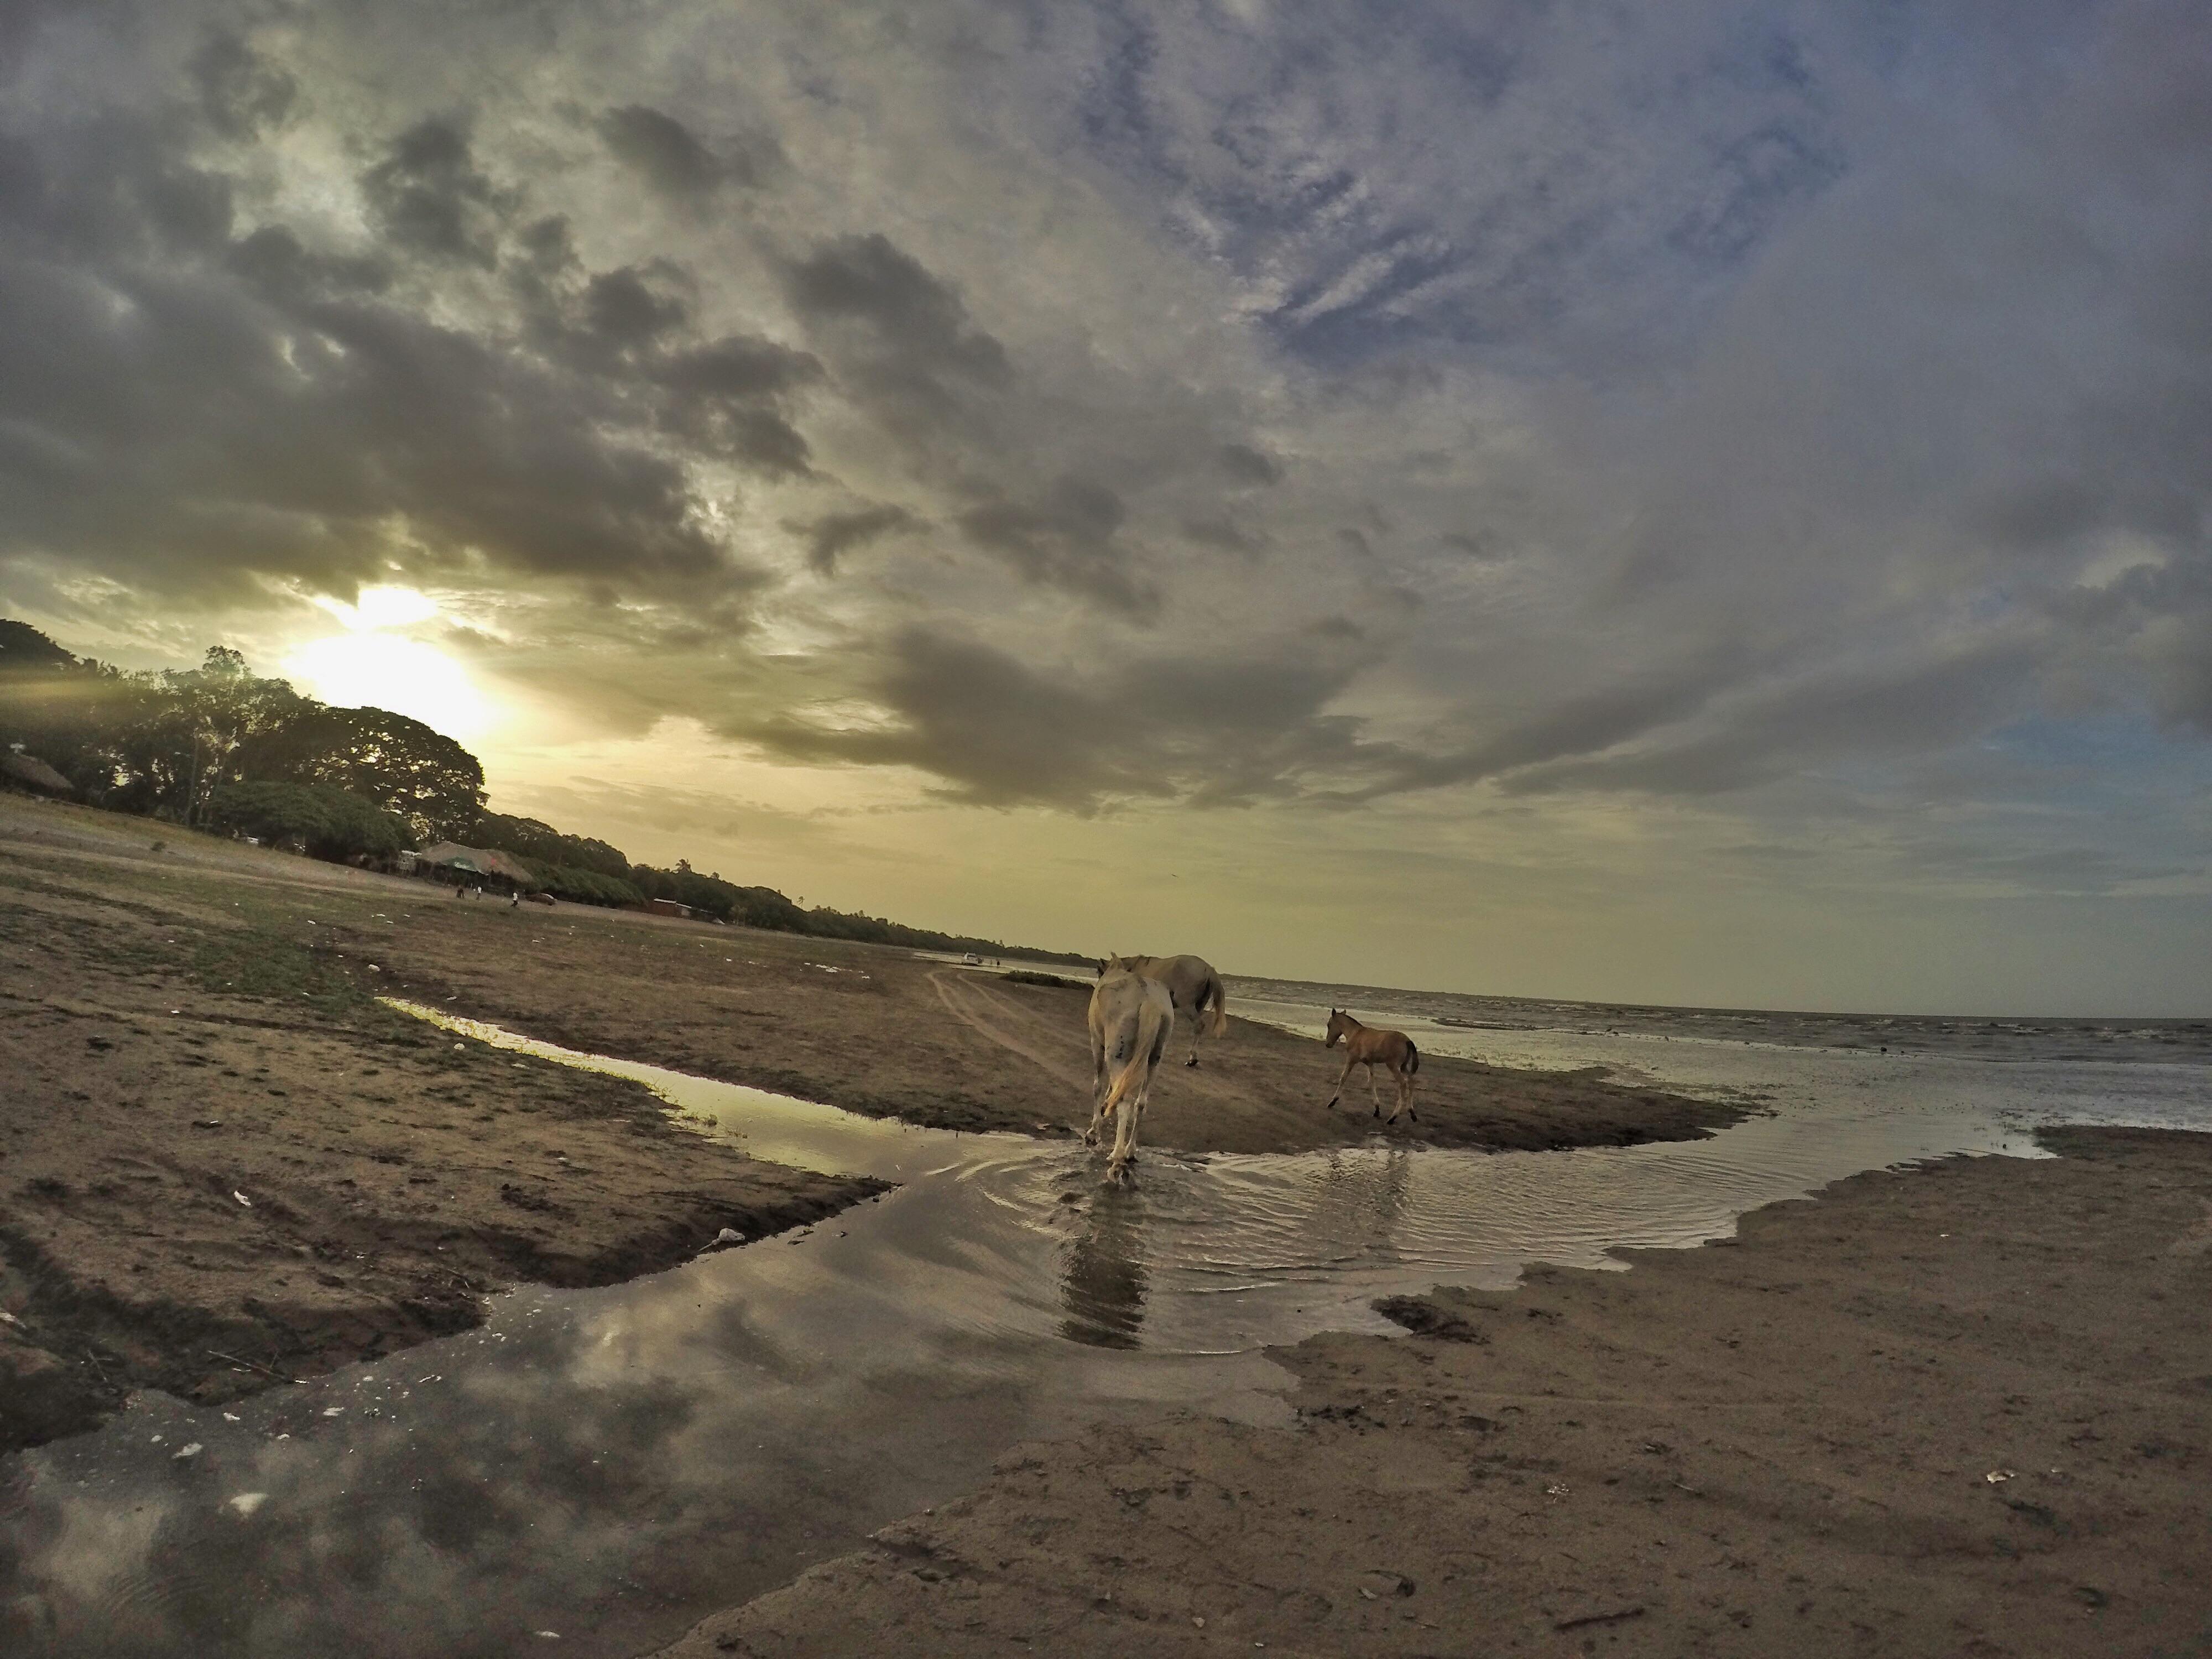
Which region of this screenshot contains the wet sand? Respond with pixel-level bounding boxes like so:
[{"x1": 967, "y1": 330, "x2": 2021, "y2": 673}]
[
  {"x1": 656, "y1": 1126, "x2": 2212, "y2": 1658},
  {"x1": 1, "y1": 797, "x2": 1731, "y2": 1453},
  {"x1": 2, "y1": 803, "x2": 884, "y2": 1453}
]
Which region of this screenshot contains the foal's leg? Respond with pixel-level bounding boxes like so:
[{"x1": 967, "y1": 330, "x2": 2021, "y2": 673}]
[
  {"x1": 1324, "y1": 1053, "x2": 1358, "y2": 1110},
  {"x1": 1369, "y1": 1063, "x2": 1384, "y2": 1117}
]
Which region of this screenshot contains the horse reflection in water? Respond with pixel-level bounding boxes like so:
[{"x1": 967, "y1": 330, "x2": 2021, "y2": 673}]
[
  {"x1": 1058, "y1": 1185, "x2": 1149, "y2": 1350},
  {"x1": 1307, "y1": 1147, "x2": 1415, "y2": 1262}
]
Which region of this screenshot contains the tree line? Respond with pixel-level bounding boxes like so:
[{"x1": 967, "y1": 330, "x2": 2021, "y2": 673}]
[{"x1": 0, "y1": 620, "x2": 1088, "y2": 966}]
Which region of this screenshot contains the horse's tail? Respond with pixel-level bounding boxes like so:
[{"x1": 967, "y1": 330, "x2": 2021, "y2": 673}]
[
  {"x1": 1200, "y1": 973, "x2": 1229, "y2": 1038},
  {"x1": 1102, "y1": 1004, "x2": 1168, "y2": 1115},
  {"x1": 1404, "y1": 1038, "x2": 1420, "y2": 1074}
]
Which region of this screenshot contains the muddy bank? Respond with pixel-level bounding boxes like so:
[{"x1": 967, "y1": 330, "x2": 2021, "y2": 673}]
[
  {"x1": 0, "y1": 802, "x2": 881, "y2": 1454},
  {"x1": 658, "y1": 1126, "x2": 2212, "y2": 1658},
  {"x1": 0, "y1": 794, "x2": 1732, "y2": 1458},
  {"x1": 366, "y1": 889, "x2": 1739, "y2": 1157}
]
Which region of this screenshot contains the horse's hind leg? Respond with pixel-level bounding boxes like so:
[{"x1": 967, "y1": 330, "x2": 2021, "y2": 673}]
[
  {"x1": 1385, "y1": 1066, "x2": 1415, "y2": 1125},
  {"x1": 1086, "y1": 1027, "x2": 1115, "y2": 1147},
  {"x1": 1325, "y1": 1055, "x2": 1357, "y2": 1110},
  {"x1": 1105, "y1": 1083, "x2": 1145, "y2": 1184}
]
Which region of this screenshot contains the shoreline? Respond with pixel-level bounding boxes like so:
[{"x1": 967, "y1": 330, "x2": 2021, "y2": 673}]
[
  {"x1": 3, "y1": 797, "x2": 1736, "y2": 1454},
  {"x1": 655, "y1": 1125, "x2": 2212, "y2": 1658}
]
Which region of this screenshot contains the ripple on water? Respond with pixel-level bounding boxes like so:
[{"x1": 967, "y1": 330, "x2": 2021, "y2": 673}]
[{"x1": 4, "y1": 1006, "x2": 2204, "y2": 1659}]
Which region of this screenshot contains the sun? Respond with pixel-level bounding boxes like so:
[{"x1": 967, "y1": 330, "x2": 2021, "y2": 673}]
[{"x1": 286, "y1": 628, "x2": 495, "y2": 745}]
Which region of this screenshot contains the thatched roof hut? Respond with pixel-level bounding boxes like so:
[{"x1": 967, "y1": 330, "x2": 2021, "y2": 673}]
[
  {"x1": 1, "y1": 750, "x2": 74, "y2": 796},
  {"x1": 414, "y1": 841, "x2": 537, "y2": 884}
]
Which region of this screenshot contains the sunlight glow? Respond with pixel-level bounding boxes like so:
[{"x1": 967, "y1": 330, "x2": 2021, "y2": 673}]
[
  {"x1": 286, "y1": 630, "x2": 494, "y2": 744},
  {"x1": 310, "y1": 584, "x2": 442, "y2": 631}
]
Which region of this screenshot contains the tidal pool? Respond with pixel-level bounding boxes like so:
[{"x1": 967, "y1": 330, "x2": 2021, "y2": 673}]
[{"x1": 3, "y1": 1003, "x2": 2203, "y2": 1658}]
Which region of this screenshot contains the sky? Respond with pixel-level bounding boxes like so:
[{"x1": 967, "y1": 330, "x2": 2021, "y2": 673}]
[{"x1": 2, "y1": 1, "x2": 2207, "y2": 1015}]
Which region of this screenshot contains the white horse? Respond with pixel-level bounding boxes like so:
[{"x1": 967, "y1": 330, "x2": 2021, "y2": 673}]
[
  {"x1": 1086, "y1": 967, "x2": 1176, "y2": 1184},
  {"x1": 1101, "y1": 953, "x2": 1229, "y2": 1067}
]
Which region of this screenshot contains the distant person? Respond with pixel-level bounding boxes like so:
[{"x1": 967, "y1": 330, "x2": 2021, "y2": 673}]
[{"x1": 453, "y1": 883, "x2": 465, "y2": 899}]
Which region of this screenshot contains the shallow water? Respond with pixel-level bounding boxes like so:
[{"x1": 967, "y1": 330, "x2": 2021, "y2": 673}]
[{"x1": 3, "y1": 1001, "x2": 2205, "y2": 1658}]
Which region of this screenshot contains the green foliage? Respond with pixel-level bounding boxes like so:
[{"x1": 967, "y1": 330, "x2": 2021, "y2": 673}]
[
  {"x1": 206, "y1": 781, "x2": 410, "y2": 862},
  {"x1": 5, "y1": 616, "x2": 1091, "y2": 964},
  {"x1": 804, "y1": 905, "x2": 1091, "y2": 966},
  {"x1": 626, "y1": 863, "x2": 812, "y2": 928},
  {"x1": 0, "y1": 629, "x2": 312, "y2": 819},
  {"x1": 524, "y1": 862, "x2": 644, "y2": 907},
  {"x1": 237, "y1": 705, "x2": 485, "y2": 842},
  {"x1": 474, "y1": 811, "x2": 630, "y2": 879}
]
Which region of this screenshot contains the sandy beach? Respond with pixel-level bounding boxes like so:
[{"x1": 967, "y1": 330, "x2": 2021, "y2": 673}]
[
  {"x1": 2, "y1": 800, "x2": 2208, "y2": 1659},
  {"x1": 1, "y1": 796, "x2": 1734, "y2": 1453},
  {"x1": 655, "y1": 1125, "x2": 2212, "y2": 1658}
]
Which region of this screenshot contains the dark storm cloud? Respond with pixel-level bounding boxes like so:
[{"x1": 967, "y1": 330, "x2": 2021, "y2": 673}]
[
  {"x1": 1180, "y1": 514, "x2": 1266, "y2": 557},
  {"x1": 1218, "y1": 442, "x2": 1281, "y2": 485},
  {"x1": 731, "y1": 626, "x2": 1377, "y2": 810},
  {"x1": 789, "y1": 503, "x2": 920, "y2": 575},
  {"x1": 0, "y1": 109, "x2": 760, "y2": 603},
  {"x1": 359, "y1": 118, "x2": 513, "y2": 268},
  {"x1": 648, "y1": 333, "x2": 824, "y2": 478},
  {"x1": 956, "y1": 478, "x2": 1154, "y2": 614},
  {"x1": 1504, "y1": 640, "x2": 2046, "y2": 799},
  {"x1": 189, "y1": 31, "x2": 298, "y2": 140},
  {"x1": 781, "y1": 232, "x2": 1012, "y2": 444},
  {"x1": 1335, "y1": 645, "x2": 1754, "y2": 802},
  {"x1": 597, "y1": 103, "x2": 780, "y2": 196},
  {"x1": 582, "y1": 264, "x2": 689, "y2": 346}
]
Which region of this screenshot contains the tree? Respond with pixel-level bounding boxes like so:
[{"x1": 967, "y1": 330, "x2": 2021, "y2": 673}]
[
  {"x1": 473, "y1": 811, "x2": 632, "y2": 879},
  {"x1": 238, "y1": 706, "x2": 485, "y2": 842},
  {"x1": 206, "y1": 781, "x2": 410, "y2": 862}
]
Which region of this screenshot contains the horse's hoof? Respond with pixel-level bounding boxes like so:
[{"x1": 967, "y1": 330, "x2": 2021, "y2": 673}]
[{"x1": 1185, "y1": 1057, "x2": 1199, "y2": 1068}]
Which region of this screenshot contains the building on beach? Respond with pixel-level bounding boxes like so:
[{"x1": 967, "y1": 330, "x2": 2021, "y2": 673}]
[
  {"x1": 2, "y1": 748, "x2": 74, "y2": 797},
  {"x1": 413, "y1": 841, "x2": 539, "y2": 888}
]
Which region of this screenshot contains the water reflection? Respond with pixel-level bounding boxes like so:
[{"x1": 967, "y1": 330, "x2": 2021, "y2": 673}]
[
  {"x1": 1059, "y1": 1185, "x2": 1148, "y2": 1349},
  {"x1": 1310, "y1": 1147, "x2": 1413, "y2": 1259},
  {"x1": 2, "y1": 1011, "x2": 2204, "y2": 1659}
]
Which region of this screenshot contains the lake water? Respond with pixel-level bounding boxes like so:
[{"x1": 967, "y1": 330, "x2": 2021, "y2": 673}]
[{"x1": 3, "y1": 986, "x2": 2206, "y2": 1657}]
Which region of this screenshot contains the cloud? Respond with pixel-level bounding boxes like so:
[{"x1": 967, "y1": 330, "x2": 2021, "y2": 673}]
[
  {"x1": 780, "y1": 232, "x2": 1013, "y2": 447},
  {"x1": 1218, "y1": 442, "x2": 1281, "y2": 485},
  {"x1": 190, "y1": 32, "x2": 299, "y2": 141},
  {"x1": 1, "y1": 0, "x2": 2206, "y2": 1008},
  {"x1": 597, "y1": 103, "x2": 779, "y2": 197},
  {"x1": 729, "y1": 624, "x2": 1377, "y2": 810},
  {"x1": 789, "y1": 504, "x2": 920, "y2": 575},
  {"x1": 359, "y1": 118, "x2": 512, "y2": 268},
  {"x1": 955, "y1": 479, "x2": 1153, "y2": 614}
]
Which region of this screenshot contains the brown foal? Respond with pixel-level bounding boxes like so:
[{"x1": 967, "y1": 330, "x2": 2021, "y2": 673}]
[{"x1": 1323, "y1": 1008, "x2": 1421, "y2": 1124}]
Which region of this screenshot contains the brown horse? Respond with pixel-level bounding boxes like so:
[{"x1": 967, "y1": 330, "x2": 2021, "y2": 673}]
[{"x1": 1323, "y1": 1008, "x2": 1420, "y2": 1124}]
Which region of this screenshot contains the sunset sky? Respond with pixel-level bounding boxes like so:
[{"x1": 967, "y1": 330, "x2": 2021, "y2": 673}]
[{"x1": 2, "y1": 2, "x2": 2206, "y2": 1014}]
